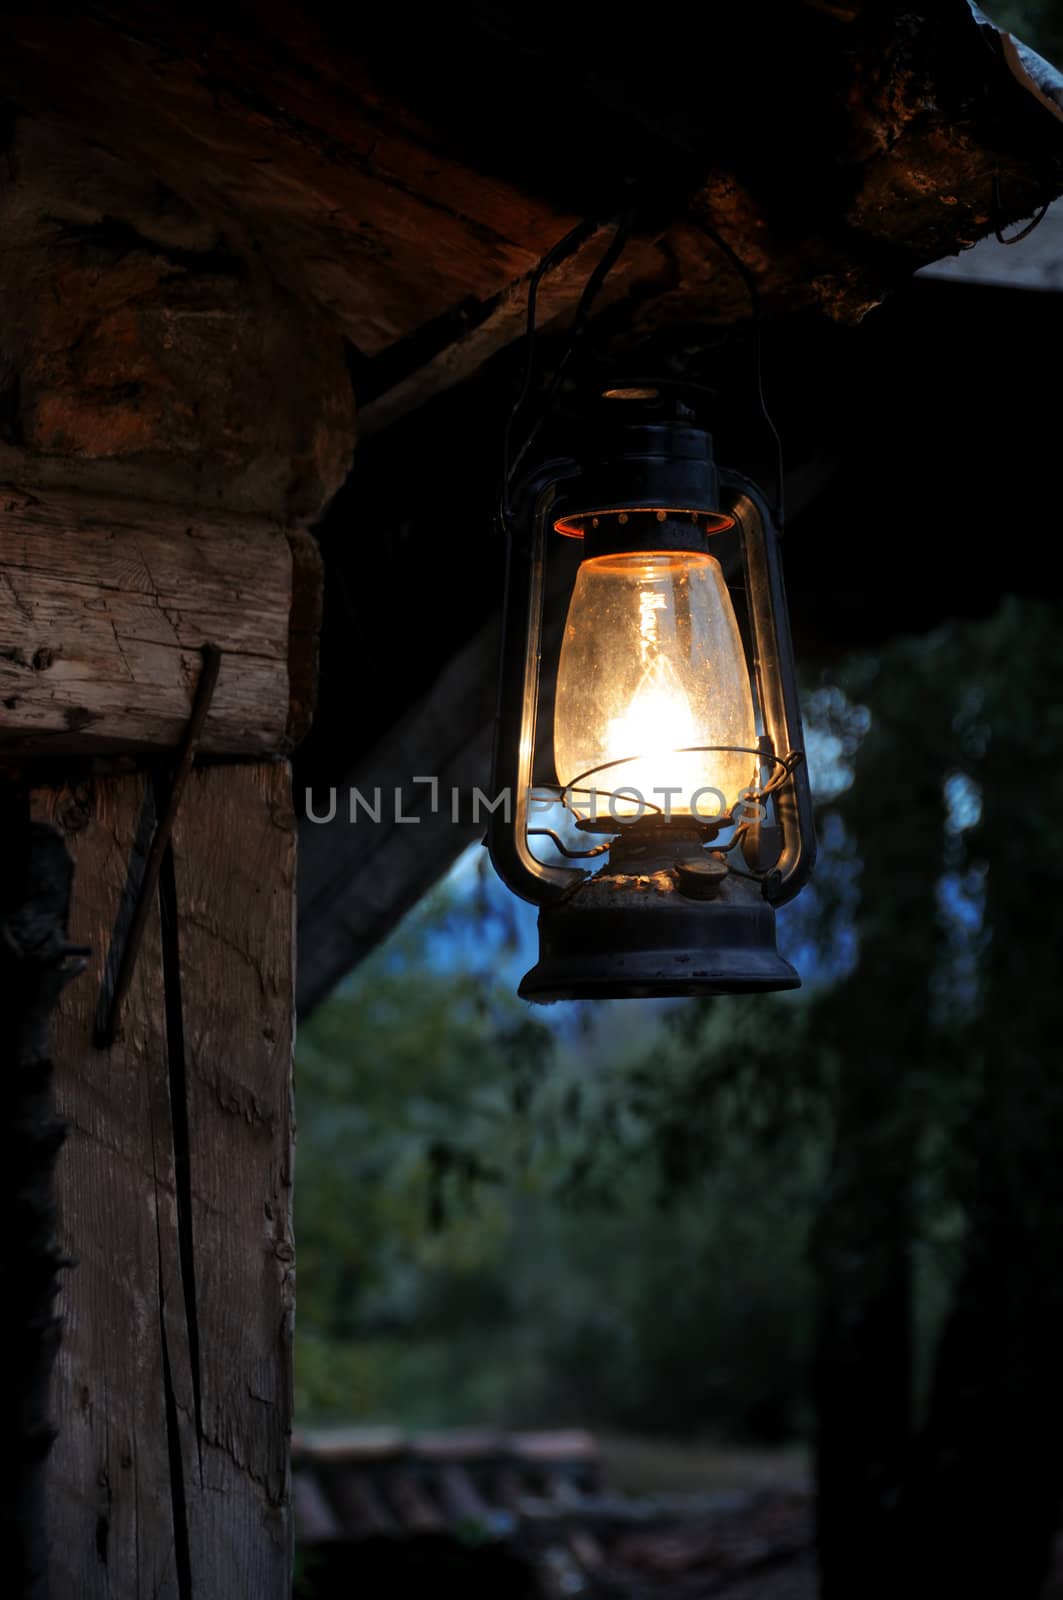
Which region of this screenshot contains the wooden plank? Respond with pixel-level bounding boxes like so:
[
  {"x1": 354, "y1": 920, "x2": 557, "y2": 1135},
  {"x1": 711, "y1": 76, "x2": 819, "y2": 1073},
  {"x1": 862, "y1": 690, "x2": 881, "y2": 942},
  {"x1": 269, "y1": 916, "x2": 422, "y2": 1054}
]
[
  {"x1": 292, "y1": 1471, "x2": 342, "y2": 1543},
  {"x1": 511, "y1": 1431, "x2": 600, "y2": 1467},
  {"x1": 388, "y1": 1470, "x2": 446, "y2": 1534},
  {"x1": 168, "y1": 762, "x2": 296, "y2": 1593},
  {"x1": 1, "y1": 490, "x2": 319, "y2": 757},
  {"x1": 295, "y1": 617, "x2": 498, "y2": 1016},
  {"x1": 2, "y1": 3, "x2": 1057, "y2": 375},
  {"x1": 1, "y1": 810, "x2": 82, "y2": 1600},
  {"x1": 413, "y1": 1429, "x2": 504, "y2": 1463},
  {"x1": 0, "y1": 14, "x2": 562, "y2": 358},
  {"x1": 357, "y1": 230, "x2": 669, "y2": 438},
  {"x1": 36, "y1": 761, "x2": 297, "y2": 1598},
  {"x1": 436, "y1": 1465, "x2": 493, "y2": 1527},
  {"x1": 34, "y1": 773, "x2": 184, "y2": 1599},
  {"x1": 297, "y1": 1426, "x2": 405, "y2": 1462},
  {"x1": 327, "y1": 1473, "x2": 397, "y2": 1540},
  {"x1": 296, "y1": 744, "x2": 489, "y2": 1016},
  {"x1": 295, "y1": 558, "x2": 573, "y2": 1014}
]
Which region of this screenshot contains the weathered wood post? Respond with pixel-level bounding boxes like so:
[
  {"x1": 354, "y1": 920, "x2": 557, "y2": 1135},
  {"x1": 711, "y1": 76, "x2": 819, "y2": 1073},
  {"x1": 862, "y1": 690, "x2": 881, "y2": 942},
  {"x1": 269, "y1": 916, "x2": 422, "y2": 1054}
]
[
  {"x1": 0, "y1": 794, "x2": 85, "y2": 1600},
  {"x1": 0, "y1": 114, "x2": 355, "y2": 1596}
]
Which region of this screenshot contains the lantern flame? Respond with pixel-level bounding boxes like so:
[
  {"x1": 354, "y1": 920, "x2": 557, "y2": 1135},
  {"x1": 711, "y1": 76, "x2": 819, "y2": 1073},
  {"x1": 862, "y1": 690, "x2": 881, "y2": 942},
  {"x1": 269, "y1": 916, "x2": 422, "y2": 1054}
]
[{"x1": 554, "y1": 550, "x2": 756, "y2": 818}]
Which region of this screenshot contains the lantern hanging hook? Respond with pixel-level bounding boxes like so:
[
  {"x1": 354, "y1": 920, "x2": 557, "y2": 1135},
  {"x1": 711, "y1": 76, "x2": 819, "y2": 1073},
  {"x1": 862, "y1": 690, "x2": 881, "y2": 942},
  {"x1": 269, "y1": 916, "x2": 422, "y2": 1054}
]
[
  {"x1": 501, "y1": 210, "x2": 633, "y2": 524},
  {"x1": 991, "y1": 169, "x2": 1050, "y2": 244},
  {"x1": 691, "y1": 214, "x2": 786, "y2": 531}
]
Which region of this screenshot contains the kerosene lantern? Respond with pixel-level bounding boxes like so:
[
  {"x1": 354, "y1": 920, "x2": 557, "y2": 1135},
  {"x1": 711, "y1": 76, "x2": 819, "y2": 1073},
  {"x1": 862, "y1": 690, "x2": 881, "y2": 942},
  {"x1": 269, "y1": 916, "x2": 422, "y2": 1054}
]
[{"x1": 488, "y1": 385, "x2": 815, "y2": 1001}]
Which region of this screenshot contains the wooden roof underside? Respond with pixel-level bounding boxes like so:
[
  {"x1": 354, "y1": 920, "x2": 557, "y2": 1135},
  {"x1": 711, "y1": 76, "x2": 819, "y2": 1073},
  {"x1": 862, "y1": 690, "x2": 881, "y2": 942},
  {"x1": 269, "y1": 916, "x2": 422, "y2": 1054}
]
[
  {"x1": 1, "y1": 3, "x2": 1061, "y2": 423},
  {"x1": 1, "y1": 2, "x2": 1061, "y2": 1011}
]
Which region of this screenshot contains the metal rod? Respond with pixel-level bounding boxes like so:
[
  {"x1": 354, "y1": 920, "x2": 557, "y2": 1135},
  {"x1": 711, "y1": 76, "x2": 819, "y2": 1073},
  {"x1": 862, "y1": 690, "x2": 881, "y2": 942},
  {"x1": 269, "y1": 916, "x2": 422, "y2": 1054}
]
[
  {"x1": 554, "y1": 745, "x2": 797, "y2": 815},
  {"x1": 527, "y1": 829, "x2": 610, "y2": 860},
  {"x1": 95, "y1": 643, "x2": 222, "y2": 1048}
]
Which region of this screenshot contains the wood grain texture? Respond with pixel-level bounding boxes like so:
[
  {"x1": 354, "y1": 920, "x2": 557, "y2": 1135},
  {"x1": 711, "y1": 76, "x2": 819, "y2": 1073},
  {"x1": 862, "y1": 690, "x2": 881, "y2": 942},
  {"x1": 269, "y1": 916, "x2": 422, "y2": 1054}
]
[
  {"x1": 356, "y1": 227, "x2": 668, "y2": 438},
  {"x1": 0, "y1": 815, "x2": 83, "y2": 1600},
  {"x1": 1, "y1": 490, "x2": 320, "y2": 756},
  {"x1": 0, "y1": 10, "x2": 568, "y2": 359},
  {"x1": 0, "y1": 1, "x2": 1059, "y2": 399},
  {"x1": 168, "y1": 762, "x2": 296, "y2": 1592},
  {"x1": 34, "y1": 774, "x2": 183, "y2": 1599},
  {"x1": 34, "y1": 762, "x2": 296, "y2": 1598}
]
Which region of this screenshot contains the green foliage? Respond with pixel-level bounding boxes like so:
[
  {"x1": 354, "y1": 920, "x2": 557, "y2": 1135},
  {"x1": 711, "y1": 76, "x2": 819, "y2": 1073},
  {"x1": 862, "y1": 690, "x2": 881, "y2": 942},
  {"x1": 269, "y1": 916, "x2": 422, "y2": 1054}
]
[
  {"x1": 294, "y1": 871, "x2": 821, "y2": 1440},
  {"x1": 295, "y1": 597, "x2": 1063, "y2": 1461},
  {"x1": 987, "y1": 1, "x2": 1063, "y2": 66},
  {"x1": 294, "y1": 882, "x2": 549, "y2": 1403}
]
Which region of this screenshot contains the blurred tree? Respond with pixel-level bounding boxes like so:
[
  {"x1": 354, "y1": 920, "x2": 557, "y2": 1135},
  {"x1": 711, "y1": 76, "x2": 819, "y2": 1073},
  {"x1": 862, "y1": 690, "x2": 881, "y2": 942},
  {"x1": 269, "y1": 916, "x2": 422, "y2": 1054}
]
[
  {"x1": 294, "y1": 879, "x2": 555, "y2": 1418},
  {"x1": 899, "y1": 601, "x2": 1063, "y2": 1598},
  {"x1": 532, "y1": 598, "x2": 1063, "y2": 1594},
  {"x1": 805, "y1": 635, "x2": 956, "y2": 1598},
  {"x1": 638, "y1": 601, "x2": 1063, "y2": 1596},
  {"x1": 295, "y1": 595, "x2": 1063, "y2": 1595},
  {"x1": 990, "y1": 0, "x2": 1063, "y2": 66},
  {"x1": 295, "y1": 877, "x2": 825, "y2": 1440}
]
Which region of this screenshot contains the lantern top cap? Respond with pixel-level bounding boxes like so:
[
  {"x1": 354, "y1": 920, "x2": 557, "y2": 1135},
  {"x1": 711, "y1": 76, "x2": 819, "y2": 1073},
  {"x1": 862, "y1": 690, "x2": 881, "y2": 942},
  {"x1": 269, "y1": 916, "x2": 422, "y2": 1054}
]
[{"x1": 551, "y1": 384, "x2": 734, "y2": 543}]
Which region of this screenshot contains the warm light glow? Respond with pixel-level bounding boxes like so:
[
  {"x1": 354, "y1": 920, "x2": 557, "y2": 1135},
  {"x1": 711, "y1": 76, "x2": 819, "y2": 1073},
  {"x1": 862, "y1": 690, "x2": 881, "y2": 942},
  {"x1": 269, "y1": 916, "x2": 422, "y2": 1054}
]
[{"x1": 554, "y1": 550, "x2": 757, "y2": 819}]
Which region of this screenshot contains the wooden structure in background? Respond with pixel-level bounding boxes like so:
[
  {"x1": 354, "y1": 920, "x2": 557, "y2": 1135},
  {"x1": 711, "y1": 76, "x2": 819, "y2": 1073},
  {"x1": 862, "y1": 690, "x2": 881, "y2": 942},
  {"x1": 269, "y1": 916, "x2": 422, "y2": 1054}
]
[
  {"x1": 292, "y1": 1426, "x2": 601, "y2": 1542},
  {"x1": 289, "y1": 1427, "x2": 818, "y2": 1597}
]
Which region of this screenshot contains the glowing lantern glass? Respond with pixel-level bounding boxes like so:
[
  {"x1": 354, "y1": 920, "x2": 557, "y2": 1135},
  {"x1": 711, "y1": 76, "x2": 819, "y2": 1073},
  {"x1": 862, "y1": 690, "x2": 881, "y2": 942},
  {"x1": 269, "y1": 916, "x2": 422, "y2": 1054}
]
[
  {"x1": 554, "y1": 544, "x2": 757, "y2": 819},
  {"x1": 488, "y1": 387, "x2": 816, "y2": 1001}
]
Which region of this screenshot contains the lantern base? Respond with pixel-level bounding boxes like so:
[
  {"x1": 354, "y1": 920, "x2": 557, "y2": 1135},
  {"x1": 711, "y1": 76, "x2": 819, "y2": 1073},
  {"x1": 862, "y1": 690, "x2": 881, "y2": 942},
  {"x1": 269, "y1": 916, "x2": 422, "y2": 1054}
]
[{"x1": 519, "y1": 858, "x2": 799, "y2": 1003}]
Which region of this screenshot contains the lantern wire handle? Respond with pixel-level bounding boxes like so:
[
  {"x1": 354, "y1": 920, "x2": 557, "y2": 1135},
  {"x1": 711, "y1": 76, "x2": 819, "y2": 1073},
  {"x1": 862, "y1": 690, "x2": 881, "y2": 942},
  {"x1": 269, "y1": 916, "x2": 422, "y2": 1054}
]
[
  {"x1": 991, "y1": 170, "x2": 1050, "y2": 244},
  {"x1": 501, "y1": 211, "x2": 633, "y2": 522},
  {"x1": 525, "y1": 746, "x2": 805, "y2": 874},
  {"x1": 501, "y1": 217, "x2": 597, "y2": 521},
  {"x1": 692, "y1": 217, "x2": 786, "y2": 531},
  {"x1": 500, "y1": 208, "x2": 786, "y2": 530},
  {"x1": 558, "y1": 745, "x2": 801, "y2": 809},
  {"x1": 526, "y1": 830, "x2": 611, "y2": 860},
  {"x1": 528, "y1": 746, "x2": 803, "y2": 829}
]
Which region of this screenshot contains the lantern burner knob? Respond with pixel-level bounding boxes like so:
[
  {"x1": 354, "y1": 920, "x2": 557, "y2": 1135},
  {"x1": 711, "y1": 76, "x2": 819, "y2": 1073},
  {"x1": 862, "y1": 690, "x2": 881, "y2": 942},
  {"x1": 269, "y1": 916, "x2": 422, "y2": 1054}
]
[{"x1": 674, "y1": 855, "x2": 730, "y2": 901}]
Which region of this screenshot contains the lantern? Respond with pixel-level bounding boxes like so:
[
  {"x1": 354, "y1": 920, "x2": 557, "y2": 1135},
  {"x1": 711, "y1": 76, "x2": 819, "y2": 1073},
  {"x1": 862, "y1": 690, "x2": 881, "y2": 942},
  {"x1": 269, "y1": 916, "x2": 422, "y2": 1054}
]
[{"x1": 488, "y1": 386, "x2": 815, "y2": 1001}]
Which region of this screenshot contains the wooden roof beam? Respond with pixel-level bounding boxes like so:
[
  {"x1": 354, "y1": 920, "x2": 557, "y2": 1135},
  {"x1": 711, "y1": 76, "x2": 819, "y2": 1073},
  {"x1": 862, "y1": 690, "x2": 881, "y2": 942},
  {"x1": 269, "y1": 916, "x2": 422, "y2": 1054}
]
[{"x1": 0, "y1": 6, "x2": 1060, "y2": 439}]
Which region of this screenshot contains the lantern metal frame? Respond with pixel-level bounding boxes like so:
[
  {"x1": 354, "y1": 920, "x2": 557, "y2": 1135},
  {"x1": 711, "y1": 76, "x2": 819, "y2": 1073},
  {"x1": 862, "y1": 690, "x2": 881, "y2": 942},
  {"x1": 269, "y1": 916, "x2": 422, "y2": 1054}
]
[{"x1": 488, "y1": 389, "x2": 816, "y2": 1001}]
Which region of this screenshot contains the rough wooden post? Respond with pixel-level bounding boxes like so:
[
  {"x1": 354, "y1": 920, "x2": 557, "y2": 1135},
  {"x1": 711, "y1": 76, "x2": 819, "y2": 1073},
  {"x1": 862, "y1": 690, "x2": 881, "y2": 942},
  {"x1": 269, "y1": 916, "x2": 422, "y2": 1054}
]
[
  {"x1": 33, "y1": 766, "x2": 297, "y2": 1598},
  {"x1": 0, "y1": 802, "x2": 84, "y2": 1600},
  {"x1": 0, "y1": 109, "x2": 352, "y2": 1598}
]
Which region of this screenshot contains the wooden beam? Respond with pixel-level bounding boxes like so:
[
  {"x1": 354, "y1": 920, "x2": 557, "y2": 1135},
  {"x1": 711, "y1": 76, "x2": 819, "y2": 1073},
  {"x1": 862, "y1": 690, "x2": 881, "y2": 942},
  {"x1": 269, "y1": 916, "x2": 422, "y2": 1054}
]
[
  {"x1": 0, "y1": 811, "x2": 82, "y2": 1600},
  {"x1": 0, "y1": 490, "x2": 321, "y2": 756},
  {"x1": 34, "y1": 760, "x2": 296, "y2": 1598},
  {"x1": 356, "y1": 229, "x2": 671, "y2": 439},
  {"x1": 0, "y1": 1, "x2": 1058, "y2": 403},
  {"x1": 0, "y1": 11, "x2": 573, "y2": 360},
  {"x1": 35, "y1": 773, "x2": 188, "y2": 1598},
  {"x1": 168, "y1": 762, "x2": 296, "y2": 1586},
  {"x1": 296, "y1": 619, "x2": 497, "y2": 1017}
]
